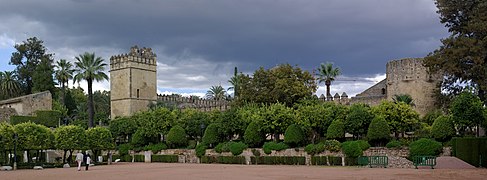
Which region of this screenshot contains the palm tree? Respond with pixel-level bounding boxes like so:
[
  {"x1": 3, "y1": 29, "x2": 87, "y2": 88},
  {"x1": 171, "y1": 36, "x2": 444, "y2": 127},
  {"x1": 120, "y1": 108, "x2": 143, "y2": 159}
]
[
  {"x1": 315, "y1": 62, "x2": 341, "y2": 99},
  {"x1": 227, "y1": 76, "x2": 239, "y2": 95},
  {"x1": 0, "y1": 71, "x2": 22, "y2": 100},
  {"x1": 393, "y1": 94, "x2": 415, "y2": 106},
  {"x1": 73, "y1": 52, "x2": 108, "y2": 128},
  {"x1": 55, "y1": 59, "x2": 74, "y2": 106},
  {"x1": 206, "y1": 85, "x2": 226, "y2": 100}
]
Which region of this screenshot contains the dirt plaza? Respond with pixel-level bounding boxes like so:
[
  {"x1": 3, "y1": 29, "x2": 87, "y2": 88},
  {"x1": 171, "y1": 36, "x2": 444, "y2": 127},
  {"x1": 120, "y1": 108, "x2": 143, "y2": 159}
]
[{"x1": 1, "y1": 163, "x2": 486, "y2": 180}]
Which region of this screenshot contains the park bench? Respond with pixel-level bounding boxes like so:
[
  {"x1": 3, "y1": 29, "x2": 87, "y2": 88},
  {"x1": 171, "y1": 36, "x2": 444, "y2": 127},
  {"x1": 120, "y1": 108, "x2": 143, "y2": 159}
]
[
  {"x1": 358, "y1": 156, "x2": 388, "y2": 168},
  {"x1": 412, "y1": 156, "x2": 436, "y2": 169}
]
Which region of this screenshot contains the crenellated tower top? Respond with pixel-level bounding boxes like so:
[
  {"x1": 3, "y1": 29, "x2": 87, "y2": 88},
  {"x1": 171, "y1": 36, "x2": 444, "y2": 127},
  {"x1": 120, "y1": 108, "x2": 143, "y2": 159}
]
[{"x1": 110, "y1": 45, "x2": 157, "y2": 71}]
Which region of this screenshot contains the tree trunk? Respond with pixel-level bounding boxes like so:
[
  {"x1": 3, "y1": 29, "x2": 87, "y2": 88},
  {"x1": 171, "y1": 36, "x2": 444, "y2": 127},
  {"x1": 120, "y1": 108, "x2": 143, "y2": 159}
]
[
  {"x1": 325, "y1": 80, "x2": 331, "y2": 100},
  {"x1": 87, "y1": 78, "x2": 94, "y2": 128},
  {"x1": 274, "y1": 133, "x2": 280, "y2": 142},
  {"x1": 63, "y1": 149, "x2": 67, "y2": 164},
  {"x1": 68, "y1": 150, "x2": 73, "y2": 163}
]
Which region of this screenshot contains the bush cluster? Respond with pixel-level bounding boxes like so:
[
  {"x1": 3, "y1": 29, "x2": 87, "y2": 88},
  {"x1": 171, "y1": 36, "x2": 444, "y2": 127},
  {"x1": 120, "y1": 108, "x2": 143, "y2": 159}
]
[
  {"x1": 385, "y1": 140, "x2": 402, "y2": 149},
  {"x1": 243, "y1": 121, "x2": 264, "y2": 148},
  {"x1": 284, "y1": 124, "x2": 305, "y2": 147},
  {"x1": 304, "y1": 143, "x2": 325, "y2": 155},
  {"x1": 323, "y1": 140, "x2": 341, "y2": 152},
  {"x1": 195, "y1": 144, "x2": 207, "y2": 158},
  {"x1": 341, "y1": 141, "x2": 363, "y2": 158},
  {"x1": 409, "y1": 138, "x2": 442, "y2": 158},
  {"x1": 143, "y1": 143, "x2": 167, "y2": 153},
  {"x1": 326, "y1": 120, "x2": 344, "y2": 140},
  {"x1": 251, "y1": 156, "x2": 306, "y2": 165},
  {"x1": 166, "y1": 125, "x2": 188, "y2": 148},
  {"x1": 431, "y1": 115, "x2": 455, "y2": 142},
  {"x1": 263, "y1": 142, "x2": 289, "y2": 154}
]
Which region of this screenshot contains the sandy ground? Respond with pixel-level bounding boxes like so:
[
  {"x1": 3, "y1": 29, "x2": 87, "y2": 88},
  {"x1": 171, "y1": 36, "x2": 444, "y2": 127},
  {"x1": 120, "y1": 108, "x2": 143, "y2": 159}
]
[{"x1": 1, "y1": 163, "x2": 487, "y2": 180}]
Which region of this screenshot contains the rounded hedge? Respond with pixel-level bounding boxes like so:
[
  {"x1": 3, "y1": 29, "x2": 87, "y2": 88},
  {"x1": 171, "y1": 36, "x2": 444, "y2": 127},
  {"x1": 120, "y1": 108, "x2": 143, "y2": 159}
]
[
  {"x1": 304, "y1": 143, "x2": 325, "y2": 155},
  {"x1": 284, "y1": 124, "x2": 305, "y2": 147},
  {"x1": 432, "y1": 115, "x2": 455, "y2": 142},
  {"x1": 166, "y1": 125, "x2": 188, "y2": 148},
  {"x1": 341, "y1": 141, "x2": 363, "y2": 158},
  {"x1": 195, "y1": 143, "x2": 207, "y2": 158},
  {"x1": 324, "y1": 140, "x2": 341, "y2": 152},
  {"x1": 263, "y1": 142, "x2": 288, "y2": 154},
  {"x1": 385, "y1": 140, "x2": 402, "y2": 149},
  {"x1": 356, "y1": 140, "x2": 371, "y2": 151},
  {"x1": 202, "y1": 123, "x2": 221, "y2": 147},
  {"x1": 326, "y1": 120, "x2": 344, "y2": 140},
  {"x1": 243, "y1": 121, "x2": 264, "y2": 148},
  {"x1": 367, "y1": 116, "x2": 390, "y2": 142},
  {"x1": 409, "y1": 138, "x2": 442, "y2": 158},
  {"x1": 229, "y1": 142, "x2": 248, "y2": 156}
]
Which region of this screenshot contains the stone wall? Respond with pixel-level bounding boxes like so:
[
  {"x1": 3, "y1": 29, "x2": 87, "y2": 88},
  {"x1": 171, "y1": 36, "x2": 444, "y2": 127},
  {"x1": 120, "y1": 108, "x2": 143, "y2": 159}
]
[
  {"x1": 0, "y1": 91, "x2": 52, "y2": 118},
  {"x1": 157, "y1": 94, "x2": 230, "y2": 112}
]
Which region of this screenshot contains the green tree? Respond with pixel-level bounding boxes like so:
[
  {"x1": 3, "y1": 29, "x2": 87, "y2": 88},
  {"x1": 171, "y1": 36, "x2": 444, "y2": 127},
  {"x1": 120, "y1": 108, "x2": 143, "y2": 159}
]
[
  {"x1": 295, "y1": 103, "x2": 334, "y2": 143},
  {"x1": 0, "y1": 123, "x2": 15, "y2": 164},
  {"x1": 135, "y1": 108, "x2": 176, "y2": 145},
  {"x1": 206, "y1": 85, "x2": 227, "y2": 100},
  {"x1": 55, "y1": 59, "x2": 74, "y2": 106},
  {"x1": 326, "y1": 120, "x2": 344, "y2": 141},
  {"x1": 284, "y1": 124, "x2": 305, "y2": 147},
  {"x1": 424, "y1": 0, "x2": 487, "y2": 102},
  {"x1": 202, "y1": 123, "x2": 222, "y2": 147},
  {"x1": 73, "y1": 52, "x2": 108, "y2": 128},
  {"x1": 450, "y1": 91, "x2": 484, "y2": 136},
  {"x1": 315, "y1": 62, "x2": 341, "y2": 99},
  {"x1": 85, "y1": 127, "x2": 114, "y2": 162},
  {"x1": 422, "y1": 109, "x2": 444, "y2": 126},
  {"x1": 109, "y1": 116, "x2": 137, "y2": 143},
  {"x1": 177, "y1": 109, "x2": 209, "y2": 141},
  {"x1": 367, "y1": 116, "x2": 391, "y2": 146},
  {"x1": 93, "y1": 90, "x2": 110, "y2": 125},
  {"x1": 259, "y1": 103, "x2": 295, "y2": 141},
  {"x1": 32, "y1": 58, "x2": 56, "y2": 94},
  {"x1": 0, "y1": 71, "x2": 22, "y2": 100},
  {"x1": 345, "y1": 103, "x2": 374, "y2": 139},
  {"x1": 54, "y1": 125, "x2": 85, "y2": 163},
  {"x1": 10, "y1": 37, "x2": 54, "y2": 94},
  {"x1": 432, "y1": 115, "x2": 456, "y2": 142},
  {"x1": 238, "y1": 64, "x2": 317, "y2": 106},
  {"x1": 14, "y1": 122, "x2": 54, "y2": 163},
  {"x1": 392, "y1": 94, "x2": 415, "y2": 106},
  {"x1": 372, "y1": 101, "x2": 420, "y2": 138},
  {"x1": 166, "y1": 125, "x2": 188, "y2": 148}
]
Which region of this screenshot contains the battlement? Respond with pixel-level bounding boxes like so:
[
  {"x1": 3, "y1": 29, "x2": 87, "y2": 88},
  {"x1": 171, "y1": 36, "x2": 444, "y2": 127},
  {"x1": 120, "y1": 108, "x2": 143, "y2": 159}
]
[
  {"x1": 157, "y1": 94, "x2": 230, "y2": 111},
  {"x1": 110, "y1": 46, "x2": 157, "y2": 71}
]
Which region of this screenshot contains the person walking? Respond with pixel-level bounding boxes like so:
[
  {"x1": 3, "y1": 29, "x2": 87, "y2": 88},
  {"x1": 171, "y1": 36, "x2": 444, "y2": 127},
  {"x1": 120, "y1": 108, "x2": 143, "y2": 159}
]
[
  {"x1": 85, "y1": 153, "x2": 91, "y2": 171},
  {"x1": 75, "y1": 152, "x2": 84, "y2": 171}
]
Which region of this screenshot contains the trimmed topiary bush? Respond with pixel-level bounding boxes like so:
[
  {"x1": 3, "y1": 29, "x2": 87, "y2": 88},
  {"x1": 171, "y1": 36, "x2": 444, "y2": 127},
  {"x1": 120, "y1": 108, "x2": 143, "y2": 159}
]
[
  {"x1": 386, "y1": 140, "x2": 402, "y2": 149},
  {"x1": 432, "y1": 115, "x2": 456, "y2": 142},
  {"x1": 244, "y1": 121, "x2": 264, "y2": 148},
  {"x1": 367, "y1": 116, "x2": 390, "y2": 146},
  {"x1": 326, "y1": 120, "x2": 344, "y2": 140},
  {"x1": 196, "y1": 143, "x2": 207, "y2": 158},
  {"x1": 409, "y1": 138, "x2": 442, "y2": 158},
  {"x1": 229, "y1": 142, "x2": 248, "y2": 156},
  {"x1": 143, "y1": 143, "x2": 167, "y2": 153},
  {"x1": 215, "y1": 142, "x2": 229, "y2": 153},
  {"x1": 263, "y1": 142, "x2": 289, "y2": 154},
  {"x1": 341, "y1": 141, "x2": 363, "y2": 158},
  {"x1": 166, "y1": 125, "x2": 188, "y2": 148},
  {"x1": 323, "y1": 140, "x2": 341, "y2": 152},
  {"x1": 284, "y1": 124, "x2": 305, "y2": 147},
  {"x1": 304, "y1": 143, "x2": 325, "y2": 155},
  {"x1": 356, "y1": 140, "x2": 371, "y2": 151},
  {"x1": 202, "y1": 123, "x2": 221, "y2": 147}
]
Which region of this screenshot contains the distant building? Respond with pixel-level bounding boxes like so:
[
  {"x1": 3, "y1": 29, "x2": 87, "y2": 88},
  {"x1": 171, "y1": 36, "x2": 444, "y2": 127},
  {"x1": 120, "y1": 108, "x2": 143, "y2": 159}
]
[{"x1": 0, "y1": 91, "x2": 52, "y2": 121}]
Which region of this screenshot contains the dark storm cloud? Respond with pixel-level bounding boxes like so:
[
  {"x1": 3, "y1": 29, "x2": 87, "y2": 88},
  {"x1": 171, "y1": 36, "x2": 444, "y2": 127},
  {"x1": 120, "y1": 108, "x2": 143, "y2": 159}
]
[
  {"x1": 0, "y1": 0, "x2": 448, "y2": 96},
  {"x1": 0, "y1": 0, "x2": 447, "y2": 74}
]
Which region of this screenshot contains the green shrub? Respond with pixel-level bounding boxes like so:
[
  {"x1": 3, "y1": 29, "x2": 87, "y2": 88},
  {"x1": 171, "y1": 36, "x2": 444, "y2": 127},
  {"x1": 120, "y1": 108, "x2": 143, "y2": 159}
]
[
  {"x1": 187, "y1": 140, "x2": 197, "y2": 149},
  {"x1": 263, "y1": 142, "x2": 289, "y2": 154},
  {"x1": 409, "y1": 138, "x2": 442, "y2": 158},
  {"x1": 451, "y1": 137, "x2": 487, "y2": 167},
  {"x1": 304, "y1": 143, "x2": 325, "y2": 155},
  {"x1": 201, "y1": 156, "x2": 246, "y2": 164},
  {"x1": 367, "y1": 116, "x2": 390, "y2": 145},
  {"x1": 432, "y1": 115, "x2": 456, "y2": 142},
  {"x1": 323, "y1": 140, "x2": 341, "y2": 152},
  {"x1": 243, "y1": 121, "x2": 264, "y2": 148},
  {"x1": 10, "y1": 115, "x2": 37, "y2": 125},
  {"x1": 386, "y1": 140, "x2": 402, "y2": 149},
  {"x1": 196, "y1": 143, "x2": 207, "y2": 158},
  {"x1": 118, "y1": 143, "x2": 133, "y2": 156},
  {"x1": 229, "y1": 142, "x2": 248, "y2": 156},
  {"x1": 341, "y1": 141, "x2": 363, "y2": 158},
  {"x1": 215, "y1": 142, "x2": 228, "y2": 153},
  {"x1": 284, "y1": 124, "x2": 305, "y2": 147},
  {"x1": 251, "y1": 156, "x2": 305, "y2": 165},
  {"x1": 143, "y1": 143, "x2": 167, "y2": 153},
  {"x1": 166, "y1": 125, "x2": 188, "y2": 148},
  {"x1": 251, "y1": 149, "x2": 261, "y2": 157},
  {"x1": 202, "y1": 123, "x2": 221, "y2": 147},
  {"x1": 35, "y1": 110, "x2": 62, "y2": 127},
  {"x1": 326, "y1": 120, "x2": 344, "y2": 140},
  {"x1": 151, "y1": 155, "x2": 178, "y2": 163},
  {"x1": 356, "y1": 140, "x2": 371, "y2": 151}
]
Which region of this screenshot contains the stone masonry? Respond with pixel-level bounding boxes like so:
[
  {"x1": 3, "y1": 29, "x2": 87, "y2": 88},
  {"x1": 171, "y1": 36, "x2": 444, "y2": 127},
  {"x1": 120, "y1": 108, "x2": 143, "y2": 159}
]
[{"x1": 0, "y1": 91, "x2": 52, "y2": 120}]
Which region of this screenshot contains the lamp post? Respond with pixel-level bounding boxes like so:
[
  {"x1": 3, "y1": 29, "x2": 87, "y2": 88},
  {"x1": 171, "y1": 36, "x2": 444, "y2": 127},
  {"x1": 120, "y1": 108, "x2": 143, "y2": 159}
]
[{"x1": 13, "y1": 133, "x2": 17, "y2": 170}]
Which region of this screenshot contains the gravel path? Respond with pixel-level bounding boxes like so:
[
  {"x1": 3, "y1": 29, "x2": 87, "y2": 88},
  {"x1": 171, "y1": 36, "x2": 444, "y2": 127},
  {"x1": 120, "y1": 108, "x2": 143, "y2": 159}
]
[
  {"x1": 2, "y1": 163, "x2": 487, "y2": 180},
  {"x1": 435, "y1": 156, "x2": 476, "y2": 169}
]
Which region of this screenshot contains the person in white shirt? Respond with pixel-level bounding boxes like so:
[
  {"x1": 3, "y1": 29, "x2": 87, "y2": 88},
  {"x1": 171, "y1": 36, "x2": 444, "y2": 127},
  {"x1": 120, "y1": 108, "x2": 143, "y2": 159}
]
[
  {"x1": 75, "y1": 152, "x2": 84, "y2": 171},
  {"x1": 85, "y1": 153, "x2": 91, "y2": 171}
]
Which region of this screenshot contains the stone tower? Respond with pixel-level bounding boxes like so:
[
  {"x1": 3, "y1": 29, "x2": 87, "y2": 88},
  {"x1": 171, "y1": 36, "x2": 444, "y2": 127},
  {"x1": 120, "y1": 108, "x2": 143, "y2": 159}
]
[
  {"x1": 386, "y1": 58, "x2": 441, "y2": 116},
  {"x1": 110, "y1": 46, "x2": 157, "y2": 119}
]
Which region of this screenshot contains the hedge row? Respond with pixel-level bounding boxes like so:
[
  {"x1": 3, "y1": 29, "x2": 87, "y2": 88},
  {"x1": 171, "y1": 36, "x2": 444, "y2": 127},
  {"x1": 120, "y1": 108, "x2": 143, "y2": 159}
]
[
  {"x1": 250, "y1": 156, "x2": 305, "y2": 165},
  {"x1": 151, "y1": 155, "x2": 179, "y2": 163},
  {"x1": 200, "y1": 156, "x2": 246, "y2": 164},
  {"x1": 310, "y1": 156, "x2": 342, "y2": 166},
  {"x1": 452, "y1": 137, "x2": 487, "y2": 167},
  {"x1": 10, "y1": 110, "x2": 62, "y2": 127}
]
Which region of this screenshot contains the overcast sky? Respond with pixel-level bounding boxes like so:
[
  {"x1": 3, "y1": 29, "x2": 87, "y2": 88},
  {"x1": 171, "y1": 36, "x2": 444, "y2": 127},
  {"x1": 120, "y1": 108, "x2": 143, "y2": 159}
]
[{"x1": 0, "y1": 0, "x2": 448, "y2": 98}]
